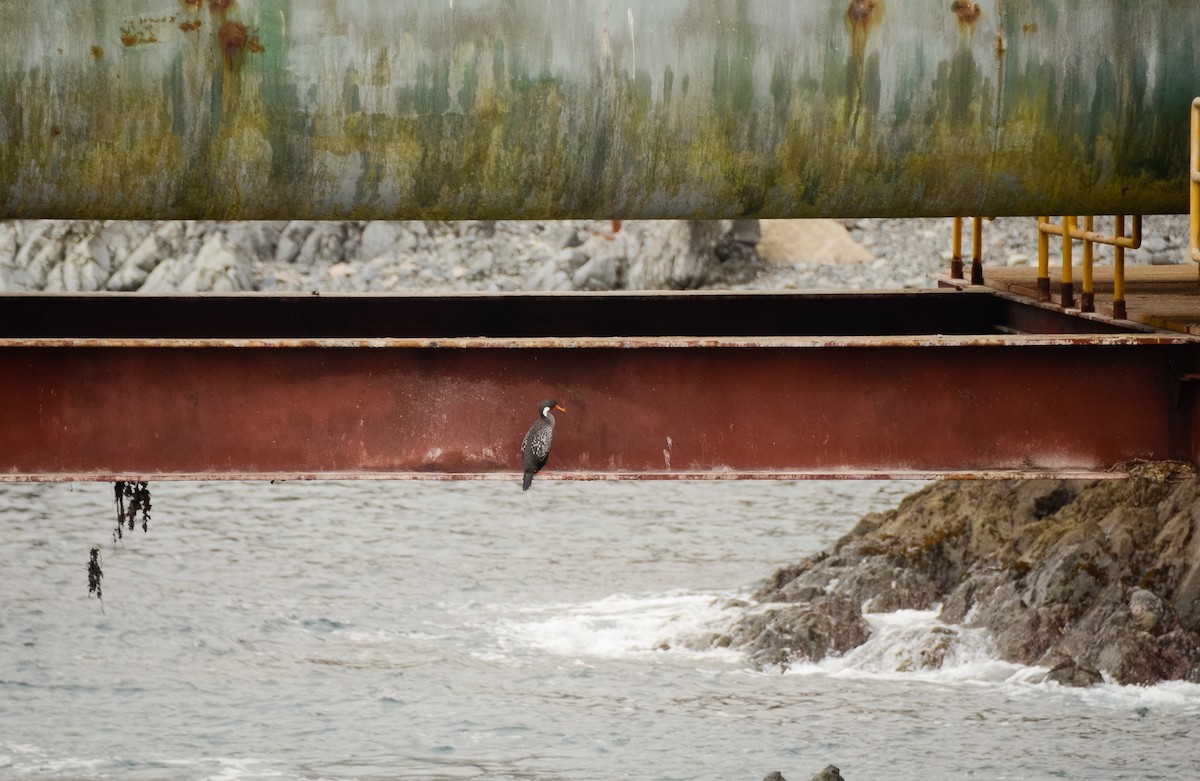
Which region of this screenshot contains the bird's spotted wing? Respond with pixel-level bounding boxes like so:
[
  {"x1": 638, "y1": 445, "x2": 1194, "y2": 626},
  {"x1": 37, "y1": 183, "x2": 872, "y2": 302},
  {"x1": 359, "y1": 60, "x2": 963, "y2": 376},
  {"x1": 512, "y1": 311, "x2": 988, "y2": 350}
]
[
  {"x1": 522, "y1": 425, "x2": 554, "y2": 464},
  {"x1": 525, "y1": 424, "x2": 552, "y2": 460}
]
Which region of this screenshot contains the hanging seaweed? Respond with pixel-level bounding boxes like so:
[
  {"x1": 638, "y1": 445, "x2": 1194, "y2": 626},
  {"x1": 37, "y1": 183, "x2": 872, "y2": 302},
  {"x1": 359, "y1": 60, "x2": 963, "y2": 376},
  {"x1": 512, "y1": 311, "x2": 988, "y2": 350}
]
[
  {"x1": 113, "y1": 482, "x2": 125, "y2": 539},
  {"x1": 87, "y1": 546, "x2": 103, "y2": 601},
  {"x1": 90, "y1": 481, "x2": 153, "y2": 599},
  {"x1": 113, "y1": 480, "x2": 152, "y2": 539}
]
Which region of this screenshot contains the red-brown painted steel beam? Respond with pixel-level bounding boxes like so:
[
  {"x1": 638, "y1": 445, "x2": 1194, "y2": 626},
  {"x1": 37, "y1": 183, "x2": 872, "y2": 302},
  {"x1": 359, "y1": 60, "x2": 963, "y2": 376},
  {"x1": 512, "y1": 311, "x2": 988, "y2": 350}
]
[{"x1": 1, "y1": 330, "x2": 1197, "y2": 481}]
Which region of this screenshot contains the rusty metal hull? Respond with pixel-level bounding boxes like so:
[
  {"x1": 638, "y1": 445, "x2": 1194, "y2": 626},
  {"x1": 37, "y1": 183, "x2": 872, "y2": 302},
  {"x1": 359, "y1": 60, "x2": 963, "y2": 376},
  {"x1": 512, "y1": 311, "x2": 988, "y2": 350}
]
[
  {"x1": 2, "y1": 1, "x2": 1199, "y2": 220},
  {"x1": 0, "y1": 292, "x2": 1196, "y2": 481}
]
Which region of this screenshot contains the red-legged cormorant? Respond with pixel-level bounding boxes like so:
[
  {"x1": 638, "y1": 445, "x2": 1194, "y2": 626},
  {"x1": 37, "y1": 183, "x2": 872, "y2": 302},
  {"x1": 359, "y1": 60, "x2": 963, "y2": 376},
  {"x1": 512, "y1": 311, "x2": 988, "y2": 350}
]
[{"x1": 521, "y1": 400, "x2": 565, "y2": 490}]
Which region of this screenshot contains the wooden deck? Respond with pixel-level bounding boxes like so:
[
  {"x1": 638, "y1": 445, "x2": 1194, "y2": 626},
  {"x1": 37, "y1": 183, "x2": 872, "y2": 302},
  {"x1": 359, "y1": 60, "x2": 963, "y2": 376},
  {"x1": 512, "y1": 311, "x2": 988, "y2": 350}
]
[{"x1": 955, "y1": 264, "x2": 1200, "y2": 334}]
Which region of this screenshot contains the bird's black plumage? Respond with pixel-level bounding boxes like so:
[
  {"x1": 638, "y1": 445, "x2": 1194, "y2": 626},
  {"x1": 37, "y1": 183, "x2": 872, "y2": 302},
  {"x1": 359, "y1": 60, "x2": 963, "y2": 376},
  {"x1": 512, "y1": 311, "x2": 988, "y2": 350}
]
[{"x1": 521, "y1": 399, "x2": 564, "y2": 490}]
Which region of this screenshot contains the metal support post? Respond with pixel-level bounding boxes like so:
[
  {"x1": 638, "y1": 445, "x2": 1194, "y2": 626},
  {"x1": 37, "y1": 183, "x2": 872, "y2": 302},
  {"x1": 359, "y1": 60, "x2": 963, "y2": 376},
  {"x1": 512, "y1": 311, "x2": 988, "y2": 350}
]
[
  {"x1": 1081, "y1": 216, "x2": 1095, "y2": 313},
  {"x1": 971, "y1": 217, "x2": 985, "y2": 285},
  {"x1": 1061, "y1": 216, "x2": 1076, "y2": 309}
]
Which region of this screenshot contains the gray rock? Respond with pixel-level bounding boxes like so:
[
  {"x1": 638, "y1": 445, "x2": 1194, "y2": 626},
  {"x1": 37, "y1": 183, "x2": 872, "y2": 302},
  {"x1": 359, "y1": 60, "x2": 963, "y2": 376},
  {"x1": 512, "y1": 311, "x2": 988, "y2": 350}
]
[
  {"x1": 573, "y1": 254, "x2": 619, "y2": 291},
  {"x1": 17, "y1": 223, "x2": 73, "y2": 289},
  {"x1": 1143, "y1": 236, "x2": 1168, "y2": 254},
  {"x1": 555, "y1": 247, "x2": 588, "y2": 273},
  {"x1": 626, "y1": 220, "x2": 724, "y2": 289},
  {"x1": 729, "y1": 594, "x2": 871, "y2": 669},
  {"x1": 296, "y1": 223, "x2": 348, "y2": 272},
  {"x1": 728, "y1": 219, "x2": 761, "y2": 245},
  {"x1": 736, "y1": 478, "x2": 1200, "y2": 684},
  {"x1": 274, "y1": 221, "x2": 312, "y2": 265},
  {"x1": 762, "y1": 772, "x2": 786, "y2": 781},
  {"x1": 1043, "y1": 657, "x2": 1104, "y2": 687},
  {"x1": 359, "y1": 221, "x2": 404, "y2": 259},
  {"x1": 154, "y1": 232, "x2": 253, "y2": 292},
  {"x1": 108, "y1": 222, "x2": 187, "y2": 291},
  {"x1": 0, "y1": 223, "x2": 16, "y2": 291},
  {"x1": 1129, "y1": 588, "x2": 1165, "y2": 631},
  {"x1": 467, "y1": 248, "x2": 495, "y2": 278},
  {"x1": 527, "y1": 258, "x2": 561, "y2": 291},
  {"x1": 45, "y1": 236, "x2": 109, "y2": 292},
  {"x1": 810, "y1": 766, "x2": 844, "y2": 781},
  {"x1": 556, "y1": 225, "x2": 585, "y2": 249}
]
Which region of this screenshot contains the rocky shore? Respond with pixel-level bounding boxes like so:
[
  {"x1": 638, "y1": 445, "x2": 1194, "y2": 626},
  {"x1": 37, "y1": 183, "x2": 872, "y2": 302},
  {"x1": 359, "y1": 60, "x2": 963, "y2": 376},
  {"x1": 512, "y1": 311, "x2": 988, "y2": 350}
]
[
  {"x1": 715, "y1": 477, "x2": 1200, "y2": 686},
  {"x1": 1, "y1": 215, "x2": 1192, "y2": 294}
]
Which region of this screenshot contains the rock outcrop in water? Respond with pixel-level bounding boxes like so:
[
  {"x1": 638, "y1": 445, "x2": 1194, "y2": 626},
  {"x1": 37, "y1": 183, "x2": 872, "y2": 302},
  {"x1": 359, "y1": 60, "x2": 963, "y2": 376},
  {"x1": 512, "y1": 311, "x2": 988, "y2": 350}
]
[{"x1": 727, "y1": 477, "x2": 1200, "y2": 685}]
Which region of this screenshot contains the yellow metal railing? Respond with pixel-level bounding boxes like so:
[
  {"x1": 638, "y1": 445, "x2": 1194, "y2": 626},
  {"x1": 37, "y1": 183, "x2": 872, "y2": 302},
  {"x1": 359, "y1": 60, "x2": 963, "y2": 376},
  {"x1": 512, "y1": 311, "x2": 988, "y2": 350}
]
[
  {"x1": 1037, "y1": 215, "x2": 1141, "y2": 319},
  {"x1": 950, "y1": 216, "x2": 986, "y2": 285},
  {"x1": 951, "y1": 98, "x2": 1196, "y2": 320}
]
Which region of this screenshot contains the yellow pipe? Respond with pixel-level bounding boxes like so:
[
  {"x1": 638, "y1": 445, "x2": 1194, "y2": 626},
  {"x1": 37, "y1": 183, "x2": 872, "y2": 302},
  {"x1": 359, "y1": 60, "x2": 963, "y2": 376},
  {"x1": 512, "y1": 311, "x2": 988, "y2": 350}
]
[
  {"x1": 1081, "y1": 213, "x2": 1142, "y2": 249},
  {"x1": 951, "y1": 217, "x2": 964, "y2": 279},
  {"x1": 971, "y1": 216, "x2": 984, "y2": 285},
  {"x1": 1082, "y1": 215, "x2": 1095, "y2": 312},
  {"x1": 1040, "y1": 214, "x2": 1141, "y2": 248},
  {"x1": 1192, "y1": 98, "x2": 1200, "y2": 264},
  {"x1": 1039, "y1": 213, "x2": 1136, "y2": 315},
  {"x1": 1061, "y1": 216, "x2": 1076, "y2": 308},
  {"x1": 1037, "y1": 216, "x2": 1050, "y2": 301},
  {"x1": 1114, "y1": 214, "x2": 1127, "y2": 319}
]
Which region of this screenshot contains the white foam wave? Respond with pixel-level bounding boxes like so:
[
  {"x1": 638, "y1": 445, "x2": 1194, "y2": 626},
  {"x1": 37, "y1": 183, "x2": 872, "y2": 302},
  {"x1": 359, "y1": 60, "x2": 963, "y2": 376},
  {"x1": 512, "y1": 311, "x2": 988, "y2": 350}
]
[
  {"x1": 795, "y1": 608, "x2": 1034, "y2": 683},
  {"x1": 199, "y1": 757, "x2": 286, "y2": 781},
  {"x1": 785, "y1": 609, "x2": 1200, "y2": 703},
  {"x1": 493, "y1": 593, "x2": 1200, "y2": 704},
  {"x1": 1029, "y1": 675, "x2": 1200, "y2": 711},
  {"x1": 494, "y1": 591, "x2": 741, "y2": 661},
  {"x1": 0, "y1": 748, "x2": 284, "y2": 781}
]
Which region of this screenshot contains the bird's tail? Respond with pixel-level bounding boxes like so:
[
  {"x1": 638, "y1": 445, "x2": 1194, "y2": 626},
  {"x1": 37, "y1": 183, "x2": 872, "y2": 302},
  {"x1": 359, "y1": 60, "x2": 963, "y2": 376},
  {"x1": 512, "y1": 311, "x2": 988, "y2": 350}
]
[{"x1": 522, "y1": 471, "x2": 533, "y2": 491}]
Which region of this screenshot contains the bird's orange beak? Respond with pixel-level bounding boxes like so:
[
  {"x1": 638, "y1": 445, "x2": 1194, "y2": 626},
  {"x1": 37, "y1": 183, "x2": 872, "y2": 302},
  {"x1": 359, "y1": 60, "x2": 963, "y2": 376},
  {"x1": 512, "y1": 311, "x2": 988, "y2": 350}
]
[{"x1": 554, "y1": 404, "x2": 566, "y2": 412}]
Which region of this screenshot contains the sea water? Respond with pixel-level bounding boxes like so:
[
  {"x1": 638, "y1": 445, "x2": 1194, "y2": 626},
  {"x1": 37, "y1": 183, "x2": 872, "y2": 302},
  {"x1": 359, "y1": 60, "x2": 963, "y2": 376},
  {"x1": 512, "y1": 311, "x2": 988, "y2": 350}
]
[{"x1": 1, "y1": 480, "x2": 1197, "y2": 780}]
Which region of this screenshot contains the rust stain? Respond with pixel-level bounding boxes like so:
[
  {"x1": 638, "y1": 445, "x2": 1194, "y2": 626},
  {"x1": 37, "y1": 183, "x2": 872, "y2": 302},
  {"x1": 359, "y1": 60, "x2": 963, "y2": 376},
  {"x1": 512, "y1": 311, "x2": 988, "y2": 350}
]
[
  {"x1": 119, "y1": 21, "x2": 164, "y2": 46},
  {"x1": 846, "y1": 0, "x2": 883, "y2": 54},
  {"x1": 218, "y1": 20, "x2": 248, "y2": 66},
  {"x1": 844, "y1": 0, "x2": 883, "y2": 137},
  {"x1": 995, "y1": 32, "x2": 1006, "y2": 57},
  {"x1": 951, "y1": 1, "x2": 982, "y2": 25},
  {"x1": 1022, "y1": 22, "x2": 1038, "y2": 33},
  {"x1": 209, "y1": 0, "x2": 232, "y2": 13},
  {"x1": 847, "y1": 0, "x2": 876, "y2": 26},
  {"x1": 50, "y1": 126, "x2": 61, "y2": 137},
  {"x1": 179, "y1": 20, "x2": 202, "y2": 32},
  {"x1": 217, "y1": 20, "x2": 264, "y2": 67},
  {"x1": 89, "y1": 45, "x2": 103, "y2": 60}
]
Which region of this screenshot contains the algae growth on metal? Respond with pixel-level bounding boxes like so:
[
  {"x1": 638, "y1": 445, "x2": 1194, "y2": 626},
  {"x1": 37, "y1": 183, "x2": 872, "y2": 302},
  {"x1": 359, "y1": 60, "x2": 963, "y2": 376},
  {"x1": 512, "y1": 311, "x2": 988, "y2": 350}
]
[{"x1": 0, "y1": 0, "x2": 1198, "y2": 220}]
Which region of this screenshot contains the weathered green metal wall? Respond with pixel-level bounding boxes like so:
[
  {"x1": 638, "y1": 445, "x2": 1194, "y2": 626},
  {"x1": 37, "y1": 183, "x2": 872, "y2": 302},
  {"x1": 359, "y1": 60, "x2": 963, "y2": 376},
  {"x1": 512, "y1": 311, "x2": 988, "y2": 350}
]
[{"x1": 1, "y1": 1, "x2": 1198, "y2": 220}]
